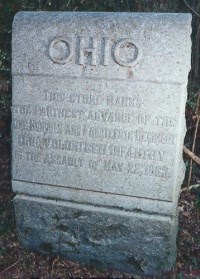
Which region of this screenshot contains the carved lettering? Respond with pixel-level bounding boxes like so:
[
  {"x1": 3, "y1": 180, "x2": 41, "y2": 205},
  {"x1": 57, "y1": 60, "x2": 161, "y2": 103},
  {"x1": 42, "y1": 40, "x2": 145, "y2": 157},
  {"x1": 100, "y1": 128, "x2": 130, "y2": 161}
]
[
  {"x1": 13, "y1": 105, "x2": 85, "y2": 120},
  {"x1": 43, "y1": 90, "x2": 144, "y2": 108},
  {"x1": 44, "y1": 90, "x2": 65, "y2": 103},
  {"x1": 127, "y1": 163, "x2": 171, "y2": 178},
  {"x1": 65, "y1": 124, "x2": 81, "y2": 137},
  {"x1": 155, "y1": 116, "x2": 177, "y2": 127},
  {"x1": 24, "y1": 151, "x2": 83, "y2": 168},
  {"x1": 102, "y1": 37, "x2": 110, "y2": 66},
  {"x1": 106, "y1": 95, "x2": 143, "y2": 108},
  {"x1": 87, "y1": 159, "x2": 171, "y2": 177},
  {"x1": 49, "y1": 37, "x2": 72, "y2": 64},
  {"x1": 86, "y1": 110, "x2": 131, "y2": 123},
  {"x1": 68, "y1": 93, "x2": 102, "y2": 106},
  {"x1": 89, "y1": 159, "x2": 102, "y2": 171},
  {"x1": 44, "y1": 154, "x2": 83, "y2": 167},
  {"x1": 82, "y1": 125, "x2": 134, "y2": 141},
  {"x1": 78, "y1": 36, "x2": 98, "y2": 66},
  {"x1": 113, "y1": 39, "x2": 139, "y2": 67},
  {"x1": 17, "y1": 132, "x2": 169, "y2": 163},
  {"x1": 88, "y1": 159, "x2": 124, "y2": 173},
  {"x1": 13, "y1": 118, "x2": 63, "y2": 134},
  {"x1": 134, "y1": 130, "x2": 177, "y2": 145},
  {"x1": 48, "y1": 36, "x2": 140, "y2": 67},
  {"x1": 104, "y1": 160, "x2": 123, "y2": 172},
  {"x1": 18, "y1": 135, "x2": 107, "y2": 155},
  {"x1": 26, "y1": 151, "x2": 41, "y2": 162},
  {"x1": 13, "y1": 149, "x2": 23, "y2": 161},
  {"x1": 109, "y1": 145, "x2": 166, "y2": 161}
]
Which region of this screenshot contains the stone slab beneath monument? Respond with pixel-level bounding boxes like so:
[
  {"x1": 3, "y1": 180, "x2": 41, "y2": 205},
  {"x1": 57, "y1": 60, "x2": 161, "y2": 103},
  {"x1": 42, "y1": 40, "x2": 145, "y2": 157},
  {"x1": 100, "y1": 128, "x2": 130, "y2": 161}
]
[{"x1": 14, "y1": 195, "x2": 177, "y2": 275}]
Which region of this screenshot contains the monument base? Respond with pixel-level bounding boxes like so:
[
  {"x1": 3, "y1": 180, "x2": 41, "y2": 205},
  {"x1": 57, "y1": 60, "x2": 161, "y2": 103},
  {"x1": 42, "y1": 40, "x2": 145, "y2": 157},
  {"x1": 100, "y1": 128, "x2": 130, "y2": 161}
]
[{"x1": 14, "y1": 195, "x2": 177, "y2": 275}]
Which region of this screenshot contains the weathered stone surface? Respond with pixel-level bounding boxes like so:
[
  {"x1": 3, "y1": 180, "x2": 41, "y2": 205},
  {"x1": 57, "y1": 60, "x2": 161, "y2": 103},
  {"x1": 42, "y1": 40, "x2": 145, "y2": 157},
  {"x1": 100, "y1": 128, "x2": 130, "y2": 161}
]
[
  {"x1": 12, "y1": 76, "x2": 186, "y2": 215},
  {"x1": 12, "y1": 12, "x2": 191, "y2": 83},
  {"x1": 12, "y1": 12, "x2": 191, "y2": 275},
  {"x1": 14, "y1": 195, "x2": 177, "y2": 275}
]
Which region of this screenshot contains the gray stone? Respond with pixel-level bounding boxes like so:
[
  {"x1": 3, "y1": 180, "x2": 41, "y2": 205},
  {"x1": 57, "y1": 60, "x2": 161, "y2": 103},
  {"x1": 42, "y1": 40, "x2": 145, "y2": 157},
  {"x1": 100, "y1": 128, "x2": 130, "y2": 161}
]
[
  {"x1": 14, "y1": 195, "x2": 177, "y2": 275},
  {"x1": 12, "y1": 12, "x2": 191, "y2": 275}
]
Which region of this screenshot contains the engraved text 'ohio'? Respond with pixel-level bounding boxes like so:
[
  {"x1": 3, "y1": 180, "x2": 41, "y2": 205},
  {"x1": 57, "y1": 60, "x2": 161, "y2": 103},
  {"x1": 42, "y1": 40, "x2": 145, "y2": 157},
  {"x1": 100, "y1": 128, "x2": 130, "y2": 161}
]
[{"x1": 49, "y1": 36, "x2": 140, "y2": 67}]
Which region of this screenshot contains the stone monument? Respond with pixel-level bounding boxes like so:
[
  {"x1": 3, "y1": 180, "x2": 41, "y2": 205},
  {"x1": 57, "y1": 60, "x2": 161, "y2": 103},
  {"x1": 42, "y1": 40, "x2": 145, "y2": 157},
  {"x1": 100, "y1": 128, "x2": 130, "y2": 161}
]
[{"x1": 12, "y1": 12, "x2": 191, "y2": 275}]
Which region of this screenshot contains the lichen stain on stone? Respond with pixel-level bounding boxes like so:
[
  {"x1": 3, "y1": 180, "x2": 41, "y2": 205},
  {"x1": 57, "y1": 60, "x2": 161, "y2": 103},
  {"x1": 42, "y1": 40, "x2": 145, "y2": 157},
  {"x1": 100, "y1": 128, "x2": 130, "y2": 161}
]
[
  {"x1": 105, "y1": 223, "x2": 128, "y2": 233},
  {"x1": 52, "y1": 212, "x2": 60, "y2": 223},
  {"x1": 56, "y1": 224, "x2": 69, "y2": 232},
  {"x1": 127, "y1": 69, "x2": 134, "y2": 78},
  {"x1": 88, "y1": 237, "x2": 108, "y2": 246},
  {"x1": 89, "y1": 258, "x2": 103, "y2": 269},
  {"x1": 39, "y1": 242, "x2": 53, "y2": 253},
  {"x1": 23, "y1": 226, "x2": 33, "y2": 236},
  {"x1": 65, "y1": 241, "x2": 78, "y2": 248},
  {"x1": 72, "y1": 210, "x2": 84, "y2": 219},
  {"x1": 127, "y1": 256, "x2": 143, "y2": 272}
]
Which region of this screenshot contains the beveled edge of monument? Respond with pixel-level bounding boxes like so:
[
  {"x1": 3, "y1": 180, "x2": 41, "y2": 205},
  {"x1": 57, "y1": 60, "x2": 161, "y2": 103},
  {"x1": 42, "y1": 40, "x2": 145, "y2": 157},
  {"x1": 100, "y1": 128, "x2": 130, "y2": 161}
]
[
  {"x1": 12, "y1": 180, "x2": 175, "y2": 216},
  {"x1": 14, "y1": 194, "x2": 176, "y2": 221},
  {"x1": 12, "y1": 11, "x2": 192, "y2": 20}
]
